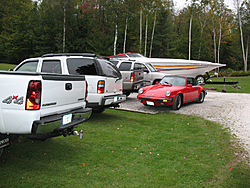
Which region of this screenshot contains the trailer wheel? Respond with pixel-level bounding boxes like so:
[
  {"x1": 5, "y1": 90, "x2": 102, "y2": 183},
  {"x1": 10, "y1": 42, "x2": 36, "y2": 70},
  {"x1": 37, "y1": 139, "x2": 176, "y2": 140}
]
[
  {"x1": 0, "y1": 148, "x2": 3, "y2": 157},
  {"x1": 153, "y1": 80, "x2": 161, "y2": 85},
  {"x1": 195, "y1": 75, "x2": 206, "y2": 84}
]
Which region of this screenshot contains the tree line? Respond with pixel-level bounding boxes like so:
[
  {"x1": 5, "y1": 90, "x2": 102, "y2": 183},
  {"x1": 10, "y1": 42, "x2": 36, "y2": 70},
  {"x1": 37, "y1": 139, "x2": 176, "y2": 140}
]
[{"x1": 0, "y1": 0, "x2": 249, "y2": 71}]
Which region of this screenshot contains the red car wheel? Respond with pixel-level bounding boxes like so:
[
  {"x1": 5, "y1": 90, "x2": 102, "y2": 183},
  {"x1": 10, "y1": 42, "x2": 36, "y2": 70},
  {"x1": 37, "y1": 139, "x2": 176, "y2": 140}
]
[{"x1": 172, "y1": 94, "x2": 182, "y2": 110}]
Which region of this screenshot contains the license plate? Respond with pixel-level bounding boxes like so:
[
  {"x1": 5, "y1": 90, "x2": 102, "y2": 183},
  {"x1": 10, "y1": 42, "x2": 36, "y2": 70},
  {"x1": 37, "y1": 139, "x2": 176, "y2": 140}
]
[
  {"x1": 0, "y1": 137, "x2": 10, "y2": 149},
  {"x1": 114, "y1": 96, "x2": 118, "y2": 102},
  {"x1": 146, "y1": 101, "x2": 154, "y2": 106},
  {"x1": 62, "y1": 114, "x2": 72, "y2": 125}
]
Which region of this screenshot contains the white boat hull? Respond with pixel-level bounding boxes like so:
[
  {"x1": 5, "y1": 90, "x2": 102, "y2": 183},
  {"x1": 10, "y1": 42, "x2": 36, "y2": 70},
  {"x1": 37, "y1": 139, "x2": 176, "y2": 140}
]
[{"x1": 108, "y1": 53, "x2": 226, "y2": 78}]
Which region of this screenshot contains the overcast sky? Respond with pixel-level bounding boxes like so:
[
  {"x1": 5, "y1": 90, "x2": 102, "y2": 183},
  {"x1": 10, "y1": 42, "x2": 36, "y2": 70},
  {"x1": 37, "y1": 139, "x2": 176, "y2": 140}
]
[{"x1": 174, "y1": 0, "x2": 235, "y2": 10}]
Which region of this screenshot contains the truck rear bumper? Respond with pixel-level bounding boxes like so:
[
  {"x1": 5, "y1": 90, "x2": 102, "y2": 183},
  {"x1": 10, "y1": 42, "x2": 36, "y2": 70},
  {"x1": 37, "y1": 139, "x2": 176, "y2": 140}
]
[
  {"x1": 87, "y1": 94, "x2": 126, "y2": 108},
  {"x1": 31, "y1": 108, "x2": 92, "y2": 134}
]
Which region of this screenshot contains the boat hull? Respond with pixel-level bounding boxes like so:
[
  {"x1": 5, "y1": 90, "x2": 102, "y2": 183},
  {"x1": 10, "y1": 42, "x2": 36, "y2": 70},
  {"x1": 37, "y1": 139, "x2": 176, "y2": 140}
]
[{"x1": 108, "y1": 53, "x2": 226, "y2": 78}]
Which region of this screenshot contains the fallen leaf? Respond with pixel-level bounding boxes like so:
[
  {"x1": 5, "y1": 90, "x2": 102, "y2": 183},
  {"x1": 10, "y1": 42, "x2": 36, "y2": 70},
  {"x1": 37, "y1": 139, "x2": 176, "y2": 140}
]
[
  {"x1": 229, "y1": 167, "x2": 232, "y2": 170},
  {"x1": 112, "y1": 150, "x2": 114, "y2": 153},
  {"x1": 83, "y1": 163, "x2": 86, "y2": 166},
  {"x1": 87, "y1": 172, "x2": 89, "y2": 175}
]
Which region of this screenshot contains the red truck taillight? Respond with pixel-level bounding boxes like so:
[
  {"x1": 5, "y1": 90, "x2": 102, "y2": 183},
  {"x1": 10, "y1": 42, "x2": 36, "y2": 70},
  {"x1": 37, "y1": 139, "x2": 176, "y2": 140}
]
[
  {"x1": 85, "y1": 81, "x2": 88, "y2": 100},
  {"x1": 130, "y1": 72, "x2": 135, "y2": 82},
  {"x1": 97, "y1": 80, "x2": 105, "y2": 94},
  {"x1": 26, "y1": 81, "x2": 41, "y2": 110}
]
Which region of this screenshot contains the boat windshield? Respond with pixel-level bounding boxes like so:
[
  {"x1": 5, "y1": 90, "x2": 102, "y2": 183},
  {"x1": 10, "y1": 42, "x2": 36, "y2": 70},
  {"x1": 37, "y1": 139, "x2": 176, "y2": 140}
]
[
  {"x1": 159, "y1": 76, "x2": 186, "y2": 86},
  {"x1": 145, "y1": 63, "x2": 158, "y2": 72},
  {"x1": 127, "y1": 53, "x2": 146, "y2": 58}
]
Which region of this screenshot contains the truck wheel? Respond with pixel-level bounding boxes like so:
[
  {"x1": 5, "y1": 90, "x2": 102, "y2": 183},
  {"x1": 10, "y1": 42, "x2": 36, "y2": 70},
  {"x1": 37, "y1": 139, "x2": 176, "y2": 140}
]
[
  {"x1": 92, "y1": 107, "x2": 105, "y2": 113},
  {"x1": 123, "y1": 91, "x2": 130, "y2": 97},
  {"x1": 195, "y1": 75, "x2": 205, "y2": 84},
  {"x1": 23, "y1": 132, "x2": 61, "y2": 141}
]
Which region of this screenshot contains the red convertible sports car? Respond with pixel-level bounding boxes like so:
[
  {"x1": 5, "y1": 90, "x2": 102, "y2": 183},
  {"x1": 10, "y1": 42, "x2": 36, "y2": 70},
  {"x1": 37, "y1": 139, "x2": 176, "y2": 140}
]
[{"x1": 137, "y1": 75, "x2": 206, "y2": 110}]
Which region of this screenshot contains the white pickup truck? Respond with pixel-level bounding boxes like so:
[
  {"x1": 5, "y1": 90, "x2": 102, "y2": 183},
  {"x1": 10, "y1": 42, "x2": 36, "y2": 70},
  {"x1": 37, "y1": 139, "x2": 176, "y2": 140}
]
[
  {"x1": 13, "y1": 53, "x2": 126, "y2": 113},
  {"x1": 0, "y1": 70, "x2": 92, "y2": 156}
]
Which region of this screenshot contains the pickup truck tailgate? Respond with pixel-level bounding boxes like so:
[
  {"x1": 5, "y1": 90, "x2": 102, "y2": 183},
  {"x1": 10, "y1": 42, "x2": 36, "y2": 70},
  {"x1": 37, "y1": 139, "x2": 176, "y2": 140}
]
[{"x1": 40, "y1": 74, "x2": 86, "y2": 117}]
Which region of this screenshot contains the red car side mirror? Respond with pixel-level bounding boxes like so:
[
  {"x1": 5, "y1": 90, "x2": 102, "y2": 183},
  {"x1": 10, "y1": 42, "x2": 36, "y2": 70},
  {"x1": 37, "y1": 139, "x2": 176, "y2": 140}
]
[{"x1": 187, "y1": 84, "x2": 192, "y2": 87}]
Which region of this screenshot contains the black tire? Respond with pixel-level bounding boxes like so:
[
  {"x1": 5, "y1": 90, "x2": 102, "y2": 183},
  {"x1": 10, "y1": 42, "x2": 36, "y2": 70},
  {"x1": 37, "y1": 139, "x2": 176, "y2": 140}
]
[
  {"x1": 92, "y1": 107, "x2": 106, "y2": 113},
  {"x1": 172, "y1": 94, "x2": 182, "y2": 110},
  {"x1": 123, "y1": 91, "x2": 130, "y2": 97},
  {"x1": 0, "y1": 148, "x2": 3, "y2": 157},
  {"x1": 195, "y1": 75, "x2": 206, "y2": 84},
  {"x1": 23, "y1": 132, "x2": 62, "y2": 141},
  {"x1": 153, "y1": 80, "x2": 161, "y2": 85},
  {"x1": 197, "y1": 91, "x2": 205, "y2": 103}
]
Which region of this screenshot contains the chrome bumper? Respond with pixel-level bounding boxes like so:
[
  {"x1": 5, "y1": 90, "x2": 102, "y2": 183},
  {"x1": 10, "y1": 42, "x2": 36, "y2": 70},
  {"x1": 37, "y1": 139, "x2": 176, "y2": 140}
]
[{"x1": 32, "y1": 108, "x2": 92, "y2": 134}]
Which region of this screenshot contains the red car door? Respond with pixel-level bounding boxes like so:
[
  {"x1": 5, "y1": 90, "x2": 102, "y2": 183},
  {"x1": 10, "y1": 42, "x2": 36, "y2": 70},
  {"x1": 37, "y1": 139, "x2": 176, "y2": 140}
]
[{"x1": 184, "y1": 78, "x2": 199, "y2": 102}]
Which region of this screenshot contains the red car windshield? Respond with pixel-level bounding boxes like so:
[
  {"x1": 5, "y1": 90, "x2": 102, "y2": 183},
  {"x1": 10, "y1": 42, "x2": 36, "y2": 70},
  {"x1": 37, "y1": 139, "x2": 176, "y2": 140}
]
[{"x1": 159, "y1": 76, "x2": 186, "y2": 86}]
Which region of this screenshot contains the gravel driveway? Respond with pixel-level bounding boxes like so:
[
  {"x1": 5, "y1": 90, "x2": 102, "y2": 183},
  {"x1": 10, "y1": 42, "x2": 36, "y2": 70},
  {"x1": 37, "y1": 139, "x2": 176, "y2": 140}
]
[{"x1": 117, "y1": 91, "x2": 250, "y2": 157}]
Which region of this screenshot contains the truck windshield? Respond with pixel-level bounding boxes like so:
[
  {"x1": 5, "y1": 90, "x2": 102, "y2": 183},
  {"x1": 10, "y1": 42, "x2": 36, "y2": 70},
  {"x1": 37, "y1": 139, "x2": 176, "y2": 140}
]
[{"x1": 145, "y1": 63, "x2": 158, "y2": 72}]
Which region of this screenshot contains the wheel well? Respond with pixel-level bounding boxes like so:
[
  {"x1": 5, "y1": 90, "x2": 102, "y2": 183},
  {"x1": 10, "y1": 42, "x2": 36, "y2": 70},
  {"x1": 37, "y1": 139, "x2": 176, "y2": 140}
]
[
  {"x1": 176, "y1": 93, "x2": 183, "y2": 102},
  {"x1": 153, "y1": 79, "x2": 161, "y2": 85}
]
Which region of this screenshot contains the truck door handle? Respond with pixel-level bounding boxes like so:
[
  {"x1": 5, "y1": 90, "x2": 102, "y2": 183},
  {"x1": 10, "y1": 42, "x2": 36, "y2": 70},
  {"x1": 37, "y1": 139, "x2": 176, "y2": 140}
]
[{"x1": 65, "y1": 83, "x2": 72, "y2": 90}]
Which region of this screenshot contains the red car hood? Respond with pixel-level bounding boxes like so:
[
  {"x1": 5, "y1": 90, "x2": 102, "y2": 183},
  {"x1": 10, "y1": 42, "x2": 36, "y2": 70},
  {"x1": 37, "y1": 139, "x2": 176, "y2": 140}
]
[{"x1": 142, "y1": 84, "x2": 183, "y2": 97}]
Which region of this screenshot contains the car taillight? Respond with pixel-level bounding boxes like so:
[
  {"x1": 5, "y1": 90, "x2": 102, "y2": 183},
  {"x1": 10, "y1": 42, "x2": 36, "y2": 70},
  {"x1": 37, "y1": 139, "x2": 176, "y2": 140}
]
[
  {"x1": 85, "y1": 81, "x2": 88, "y2": 101},
  {"x1": 130, "y1": 72, "x2": 135, "y2": 82},
  {"x1": 26, "y1": 81, "x2": 41, "y2": 110},
  {"x1": 97, "y1": 80, "x2": 105, "y2": 94}
]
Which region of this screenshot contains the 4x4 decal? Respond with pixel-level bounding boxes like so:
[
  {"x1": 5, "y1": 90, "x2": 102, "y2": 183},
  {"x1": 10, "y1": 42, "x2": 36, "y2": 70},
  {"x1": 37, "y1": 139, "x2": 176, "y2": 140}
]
[{"x1": 2, "y1": 95, "x2": 24, "y2": 105}]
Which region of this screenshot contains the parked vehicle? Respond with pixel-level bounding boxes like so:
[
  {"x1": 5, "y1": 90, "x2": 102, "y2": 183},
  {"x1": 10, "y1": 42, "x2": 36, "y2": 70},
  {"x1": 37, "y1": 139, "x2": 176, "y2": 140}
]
[
  {"x1": 0, "y1": 70, "x2": 92, "y2": 156},
  {"x1": 108, "y1": 52, "x2": 226, "y2": 84},
  {"x1": 110, "y1": 59, "x2": 167, "y2": 85},
  {"x1": 137, "y1": 75, "x2": 206, "y2": 110},
  {"x1": 13, "y1": 53, "x2": 126, "y2": 113},
  {"x1": 110, "y1": 59, "x2": 145, "y2": 96}
]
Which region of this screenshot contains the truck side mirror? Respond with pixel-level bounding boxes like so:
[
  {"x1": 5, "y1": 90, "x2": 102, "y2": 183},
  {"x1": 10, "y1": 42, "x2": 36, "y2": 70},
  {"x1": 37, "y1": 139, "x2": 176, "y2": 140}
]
[{"x1": 144, "y1": 69, "x2": 149, "y2": 73}]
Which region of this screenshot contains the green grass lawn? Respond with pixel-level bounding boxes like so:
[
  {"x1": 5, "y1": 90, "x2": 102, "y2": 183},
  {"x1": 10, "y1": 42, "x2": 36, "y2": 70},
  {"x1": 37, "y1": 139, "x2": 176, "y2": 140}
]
[
  {"x1": 1, "y1": 109, "x2": 249, "y2": 187},
  {"x1": 0, "y1": 63, "x2": 16, "y2": 71}
]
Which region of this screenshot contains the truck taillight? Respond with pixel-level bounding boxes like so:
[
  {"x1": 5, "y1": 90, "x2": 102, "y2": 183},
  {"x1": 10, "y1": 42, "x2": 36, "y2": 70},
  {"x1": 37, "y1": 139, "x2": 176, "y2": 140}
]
[
  {"x1": 130, "y1": 72, "x2": 135, "y2": 82},
  {"x1": 85, "y1": 81, "x2": 88, "y2": 101},
  {"x1": 26, "y1": 81, "x2": 41, "y2": 110},
  {"x1": 97, "y1": 80, "x2": 105, "y2": 94}
]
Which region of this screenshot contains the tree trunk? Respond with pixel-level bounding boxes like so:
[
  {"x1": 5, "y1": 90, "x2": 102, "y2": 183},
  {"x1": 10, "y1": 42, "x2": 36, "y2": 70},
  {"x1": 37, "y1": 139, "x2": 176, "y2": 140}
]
[
  {"x1": 189, "y1": 13, "x2": 192, "y2": 60},
  {"x1": 237, "y1": 0, "x2": 247, "y2": 71},
  {"x1": 213, "y1": 16, "x2": 217, "y2": 63},
  {"x1": 140, "y1": 5, "x2": 142, "y2": 54},
  {"x1": 144, "y1": 7, "x2": 148, "y2": 57},
  {"x1": 149, "y1": 11, "x2": 157, "y2": 58},
  {"x1": 217, "y1": 20, "x2": 222, "y2": 64},
  {"x1": 123, "y1": 16, "x2": 128, "y2": 53},
  {"x1": 114, "y1": 16, "x2": 118, "y2": 55},
  {"x1": 63, "y1": 4, "x2": 66, "y2": 53}
]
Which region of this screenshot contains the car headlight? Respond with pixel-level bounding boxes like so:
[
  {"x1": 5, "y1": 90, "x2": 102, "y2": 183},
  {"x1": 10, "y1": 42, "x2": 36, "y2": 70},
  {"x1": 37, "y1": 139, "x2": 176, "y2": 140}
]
[
  {"x1": 165, "y1": 91, "x2": 171, "y2": 96},
  {"x1": 138, "y1": 88, "x2": 143, "y2": 94}
]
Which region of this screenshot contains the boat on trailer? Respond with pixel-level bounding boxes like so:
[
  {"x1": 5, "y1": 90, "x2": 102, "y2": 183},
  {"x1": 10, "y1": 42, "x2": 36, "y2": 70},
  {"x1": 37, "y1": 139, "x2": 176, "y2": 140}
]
[{"x1": 108, "y1": 52, "x2": 226, "y2": 83}]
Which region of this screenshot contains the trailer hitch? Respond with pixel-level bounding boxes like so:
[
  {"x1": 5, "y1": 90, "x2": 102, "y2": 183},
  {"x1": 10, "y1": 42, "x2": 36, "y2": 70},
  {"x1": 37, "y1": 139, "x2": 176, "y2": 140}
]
[{"x1": 73, "y1": 130, "x2": 83, "y2": 139}]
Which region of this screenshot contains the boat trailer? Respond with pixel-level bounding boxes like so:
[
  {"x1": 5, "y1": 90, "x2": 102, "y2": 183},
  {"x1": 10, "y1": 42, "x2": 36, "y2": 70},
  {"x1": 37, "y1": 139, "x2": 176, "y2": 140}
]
[{"x1": 204, "y1": 72, "x2": 239, "y2": 85}]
